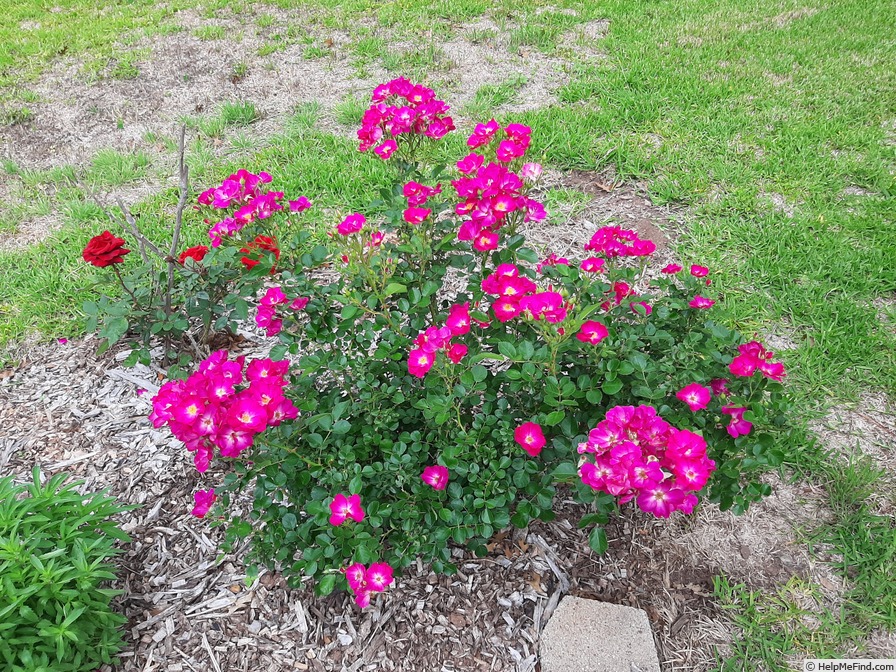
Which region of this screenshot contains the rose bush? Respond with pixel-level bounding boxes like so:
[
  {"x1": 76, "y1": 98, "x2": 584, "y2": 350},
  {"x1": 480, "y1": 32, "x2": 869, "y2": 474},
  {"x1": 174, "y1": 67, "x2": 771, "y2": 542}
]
[
  {"x1": 89, "y1": 77, "x2": 794, "y2": 607},
  {"x1": 81, "y1": 169, "x2": 313, "y2": 371}
]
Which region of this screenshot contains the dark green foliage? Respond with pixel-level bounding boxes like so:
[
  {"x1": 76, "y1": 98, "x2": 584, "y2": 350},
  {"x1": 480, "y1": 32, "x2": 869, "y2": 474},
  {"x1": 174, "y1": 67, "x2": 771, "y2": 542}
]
[{"x1": 0, "y1": 468, "x2": 132, "y2": 672}]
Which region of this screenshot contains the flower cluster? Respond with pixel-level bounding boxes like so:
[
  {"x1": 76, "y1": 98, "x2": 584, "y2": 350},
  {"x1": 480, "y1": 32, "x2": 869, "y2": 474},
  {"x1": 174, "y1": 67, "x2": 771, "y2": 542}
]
[
  {"x1": 402, "y1": 180, "x2": 441, "y2": 224},
  {"x1": 453, "y1": 156, "x2": 545, "y2": 251},
  {"x1": 729, "y1": 341, "x2": 786, "y2": 381},
  {"x1": 239, "y1": 235, "x2": 280, "y2": 271},
  {"x1": 407, "y1": 303, "x2": 471, "y2": 376},
  {"x1": 480, "y1": 264, "x2": 535, "y2": 322},
  {"x1": 255, "y1": 286, "x2": 309, "y2": 337},
  {"x1": 198, "y1": 169, "x2": 272, "y2": 209},
  {"x1": 150, "y1": 351, "x2": 296, "y2": 472},
  {"x1": 579, "y1": 405, "x2": 717, "y2": 518},
  {"x1": 357, "y1": 77, "x2": 455, "y2": 158},
  {"x1": 83, "y1": 231, "x2": 130, "y2": 268},
  {"x1": 200, "y1": 169, "x2": 310, "y2": 249},
  {"x1": 467, "y1": 121, "x2": 532, "y2": 163},
  {"x1": 344, "y1": 562, "x2": 394, "y2": 608},
  {"x1": 585, "y1": 226, "x2": 656, "y2": 258}
]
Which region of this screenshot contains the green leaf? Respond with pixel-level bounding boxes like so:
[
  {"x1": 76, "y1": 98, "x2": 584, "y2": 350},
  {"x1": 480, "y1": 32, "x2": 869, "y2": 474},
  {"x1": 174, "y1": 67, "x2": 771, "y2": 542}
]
[
  {"x1": 585, "y1": 389, "x2": 603, "y2": 405},
  {"x1": 601, "y1": 379, "x2": 623, "y2": 395},
  {"x1": 383, "y1": 283, "x2": 407, "y2": 297},
  {"x1": 104, "y1": 316, "x2": 128, "y2": 345},
  {"x1": 332, "y1": 419, "x2": 352, "y2": 435},
  {"x1": 316, "y1": 574, "x2": 337, "y2": 596},
  {"x1": 511, "y1": 511, "x2": 530, "y2": 528},
  {"x1": 348, "y1": 474, "x2": 363, "y2": 494},
  {"x1": 471, "y1": 365, "x2": 488, "y2": 382},
  {"x1": 497, "y1": 342, "x2": 517, "y2": 358},
  {"x1": 588, "y1": 526, "x2": 608, "y2": 554},
  {"x1": 544, "y1": 410, "x2": 565, "y2": 426},
  {"x1": 552, "y1": 461, "x2": 578, "y2": 479},
  {"x1": 282, "y1": 513, "x2": 297, "y2": 530}
]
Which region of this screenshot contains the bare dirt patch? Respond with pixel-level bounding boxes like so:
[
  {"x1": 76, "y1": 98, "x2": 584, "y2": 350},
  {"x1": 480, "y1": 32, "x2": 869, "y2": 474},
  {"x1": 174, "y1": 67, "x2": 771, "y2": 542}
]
[
  {"x1": 521, "y1": 168, "x2": 683, "y2": 273},
  {"x1": 2, "y1": 10, "x2": 577, "y2": 174},
  {"x1": 759, "y1": 190, "x2": 797, "y2": 218},
  {"x1": 810, "y1": 391, "x2": 896, "y2": 505},
  {"x1": 770, "y1": 7, "x2": 821, "y2": 27}
]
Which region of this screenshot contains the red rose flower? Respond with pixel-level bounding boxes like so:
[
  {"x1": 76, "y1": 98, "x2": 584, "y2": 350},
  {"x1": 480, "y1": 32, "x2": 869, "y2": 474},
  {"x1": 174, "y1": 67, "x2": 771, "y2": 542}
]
[
  {"x1": 82, "y1": 231, "x2": 130, "y2": 267},
  {"x1": 239, "y1": 235, "x2": 280, "y2": 272},
  {"x1": 179, "y1": 245, "x2": 209, "y2": 264}
]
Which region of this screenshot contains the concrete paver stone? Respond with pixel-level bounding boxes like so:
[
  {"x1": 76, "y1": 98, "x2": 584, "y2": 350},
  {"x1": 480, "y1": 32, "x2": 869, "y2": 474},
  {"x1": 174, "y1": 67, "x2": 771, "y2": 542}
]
[{"x1": 540, "y1": 596, "x2": 662, "y2": 672}]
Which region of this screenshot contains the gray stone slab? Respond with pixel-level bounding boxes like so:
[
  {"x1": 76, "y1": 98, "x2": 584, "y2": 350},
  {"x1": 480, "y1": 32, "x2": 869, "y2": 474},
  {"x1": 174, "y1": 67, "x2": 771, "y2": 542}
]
[{"x1": 540, "y1": 596, "x2": 661, "y2": 672}]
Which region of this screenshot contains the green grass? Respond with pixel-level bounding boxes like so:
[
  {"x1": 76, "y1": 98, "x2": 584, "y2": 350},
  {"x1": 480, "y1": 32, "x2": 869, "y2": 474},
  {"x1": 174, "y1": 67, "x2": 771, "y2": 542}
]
[
  {"x1": 508, "y1": 24, "x2": 562, "y2": 53},
  {"x1": 334, "y1": 95, "x2": 367, "y2": 127},
  {"x1": 220, "y1": 101, "x2": 259, "y2": 127},
  {"x1": 462, "y1": 76, "x2": 527, "y2": 119},
  {"x1": 88, "y1": 149, "x2": 151, "y2": 186},
  {"x1": 182, "y1": 101, "x2": 260, "y2": 139},
  {"x1": 193, "y1": 25, "x2": 226, "y2": 41},
  {"x1": 0, "y1": 104, "x2": 34, "y2": 126}
]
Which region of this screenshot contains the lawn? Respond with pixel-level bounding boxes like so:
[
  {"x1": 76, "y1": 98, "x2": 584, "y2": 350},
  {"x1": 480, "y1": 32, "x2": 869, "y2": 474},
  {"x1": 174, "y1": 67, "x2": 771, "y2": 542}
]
[{"x1": 1, "y1": 0, "x2": 894, "y2": 668}]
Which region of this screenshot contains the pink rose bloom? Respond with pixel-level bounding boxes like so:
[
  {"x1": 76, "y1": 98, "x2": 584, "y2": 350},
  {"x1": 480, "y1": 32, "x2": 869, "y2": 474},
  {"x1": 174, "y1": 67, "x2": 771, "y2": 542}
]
[
  {"x1": 329, "y1": 493, "x2": 365, "y2": 526},
  {"x1": 261, "y1": 286, "x2": 288, "y2": 307},
  {"x1": 662, "y1": 264, "x2": 682, "y2": 274},
  {"x1": 722, "y1": 405, "x2": 753, "y2": 438},
  {"x1": 514, "y1": 422, "x2": 546, "y2": 457},
  {"x1": 365, "y1": 562, "x2": 394, "y2": 592},
  {"x1": 456, "y1": 153, "x2": 484, "y2": 174},
  {"x1": 729, "y1": 353, "x2": 759, "y2": 377},
  {"x1": 577, "y1": 321, "x2": 609, "y2": 345},
  {"x1": 580, "y1": 257, "x2": 605, "y2": 273},
  {"x1": 710, "y1": 378, "x2": 729, "y2": 395},
  {"x1": 636, "y1": 482, "x2": 684, "y2": 519},
  {"x1": 337, "y1": 213, "x2": 366, "y2": 236},
  {"x1": 521, "y1": 162, "x2": 542, "y2": 181},
  {"x1": 191, "y1": 489, "x2": 216, "y2": 518},
  {"x1": 690, "y1": 264, "x2": 709, "y2": 278},
  {"x1": 446, "y1": 343, "x2": 468, "y2": 364},
  {"x1": 676, "y1": 383, "x2": 712, "y2": 411},
  {"x1": 421, "y1": 465, "x2": 449, "y2": 490},
  {"x1": 373, "y1": 140, "x2": 398, "y2": 159},
  {"x1": 408, "y1": 349, "x2": 435, "y2": 377},
  {"x1": 403, "y1": 207, "x2": 431, "y2": 225},
  {"x1": 289, "y1": 196, "x2": 312, "y2": 212},
  {"x1": 689, "y1": 295, "x2": 715, "y2": 309},
  {"x1": 446, "y1": 302, "x2": 471, "y2": 336},
  {"x1": 473, "y1": 230, "x2": 499, "y2": 252}
]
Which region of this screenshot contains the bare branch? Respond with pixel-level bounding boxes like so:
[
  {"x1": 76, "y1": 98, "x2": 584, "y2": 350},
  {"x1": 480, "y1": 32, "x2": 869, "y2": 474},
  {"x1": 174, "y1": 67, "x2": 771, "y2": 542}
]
[
  {"x1": 76, "y1": 177, "x2": 164, "y2": 264},
  {"x1": 165, "y1": 125, "x2": 190, "y2": 319}
]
